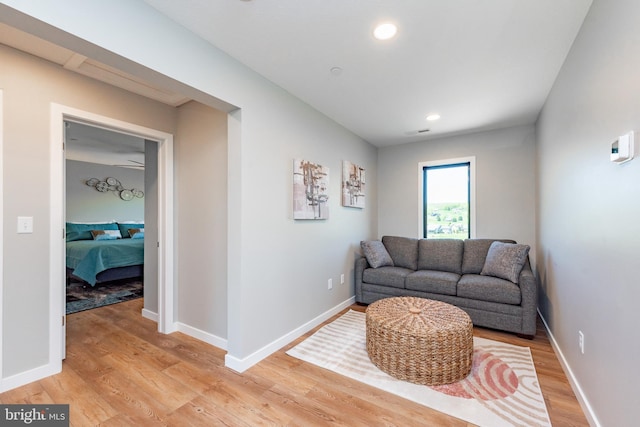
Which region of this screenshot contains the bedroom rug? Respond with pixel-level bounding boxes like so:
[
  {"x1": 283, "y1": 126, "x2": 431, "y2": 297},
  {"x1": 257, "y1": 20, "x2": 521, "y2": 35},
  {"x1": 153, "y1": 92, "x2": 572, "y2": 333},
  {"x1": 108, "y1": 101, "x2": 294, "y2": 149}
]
[
  {"x1": 66, "y1": 280, "x2": 143, "y2": 315},
  {"x1": 286, "y1": 310, "x2": 551, "y2": 427}
]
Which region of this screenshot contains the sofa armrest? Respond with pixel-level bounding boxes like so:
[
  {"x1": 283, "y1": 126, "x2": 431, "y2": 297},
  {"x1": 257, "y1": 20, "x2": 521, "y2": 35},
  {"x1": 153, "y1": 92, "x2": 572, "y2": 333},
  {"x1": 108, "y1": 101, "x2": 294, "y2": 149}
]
[
  {"x1": 518, "y1": 258, "x2": 538, "y2": 336},
  {"x1": 354, "y1": 257, "x2": 369, "y2": 303}
]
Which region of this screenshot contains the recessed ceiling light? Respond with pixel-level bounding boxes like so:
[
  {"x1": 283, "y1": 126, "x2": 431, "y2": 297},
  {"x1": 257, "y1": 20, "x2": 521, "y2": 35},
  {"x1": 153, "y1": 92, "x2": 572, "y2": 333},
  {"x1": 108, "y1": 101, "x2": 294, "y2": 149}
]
[
  {"x1": 426, "y1": 114, "x2": 441, "y2": 121},
  {"x1": 373, "y1": 23, "x2": 397, "y2": 40}
]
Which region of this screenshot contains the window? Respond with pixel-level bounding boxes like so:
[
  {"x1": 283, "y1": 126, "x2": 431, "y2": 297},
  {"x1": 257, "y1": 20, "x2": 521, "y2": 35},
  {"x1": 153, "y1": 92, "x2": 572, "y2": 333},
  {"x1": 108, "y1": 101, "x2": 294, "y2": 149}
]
[{"x1": 418, "y1": 157, "x2": 476, "y2": 239}]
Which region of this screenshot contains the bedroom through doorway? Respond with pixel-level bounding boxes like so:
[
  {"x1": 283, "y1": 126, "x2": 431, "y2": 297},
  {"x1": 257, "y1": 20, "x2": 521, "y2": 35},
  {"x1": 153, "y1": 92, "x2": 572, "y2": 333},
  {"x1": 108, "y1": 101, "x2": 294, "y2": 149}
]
[{"x1": 64, "y1": 121, "x2": 151, "y2": 315}]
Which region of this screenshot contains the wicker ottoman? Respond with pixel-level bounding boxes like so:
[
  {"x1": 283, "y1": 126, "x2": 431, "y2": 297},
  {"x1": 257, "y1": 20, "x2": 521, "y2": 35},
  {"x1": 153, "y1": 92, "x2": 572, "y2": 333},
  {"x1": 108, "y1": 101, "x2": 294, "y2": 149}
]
[{"x1": 365, "y1": 296, "x2": 473, "y2": 386}]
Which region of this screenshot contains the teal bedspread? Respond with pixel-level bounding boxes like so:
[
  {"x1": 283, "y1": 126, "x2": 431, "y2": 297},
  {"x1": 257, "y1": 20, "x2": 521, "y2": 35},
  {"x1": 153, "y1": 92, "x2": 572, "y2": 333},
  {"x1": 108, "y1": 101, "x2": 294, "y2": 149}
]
[{"x1": 66, "y1": 239, "x2": 144, "y2": 286}]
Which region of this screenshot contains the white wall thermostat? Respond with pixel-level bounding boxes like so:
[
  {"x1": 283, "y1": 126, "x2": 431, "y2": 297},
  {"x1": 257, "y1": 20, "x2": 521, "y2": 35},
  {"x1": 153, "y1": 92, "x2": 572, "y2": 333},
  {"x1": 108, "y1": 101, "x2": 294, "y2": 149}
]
[{"x1": 611, "y1": 131, "x2": 634, "y2": 164}]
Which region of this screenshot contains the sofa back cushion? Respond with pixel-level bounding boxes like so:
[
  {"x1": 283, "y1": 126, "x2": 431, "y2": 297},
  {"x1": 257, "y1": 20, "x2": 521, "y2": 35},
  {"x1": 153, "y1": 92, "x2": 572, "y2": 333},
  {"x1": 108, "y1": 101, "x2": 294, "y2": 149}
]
[
  {"x1": 461, "y1": 239, "x2": 515, "y2": 274},
  {"x1": 417, "y1": 239, "x2": 463, "y2": 274},
  {"x1": 382, "y1": 236, "x2": 418, "y2": 270}
]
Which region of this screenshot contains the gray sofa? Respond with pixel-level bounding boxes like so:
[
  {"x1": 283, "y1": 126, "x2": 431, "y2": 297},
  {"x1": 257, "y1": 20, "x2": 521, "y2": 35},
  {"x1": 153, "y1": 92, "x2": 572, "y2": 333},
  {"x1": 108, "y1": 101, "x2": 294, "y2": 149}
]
[{"x1": 355, "y1": 236, "x2": 537, "y2": 337}]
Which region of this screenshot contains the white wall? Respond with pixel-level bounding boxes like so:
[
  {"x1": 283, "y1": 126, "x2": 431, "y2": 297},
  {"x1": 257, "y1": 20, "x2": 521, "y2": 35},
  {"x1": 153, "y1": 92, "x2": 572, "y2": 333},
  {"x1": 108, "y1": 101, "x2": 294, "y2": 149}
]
[
  {"x1": 228, "y1": 92, "x2": 378, "y2": 361},
  {"x1": 0, "y1": 43, "x2": 176, "y2": 378},
  {"x1": 175, "y1": 101, "x2": 228, "y2": 339},
  {"x1": 536, "y1": 0, "x2": 640, "y2": 425},
  {"x1": 66, "y1": 160, "x2": 144, "y2": 222},
  {"x1": 1, "y1": 0, "x2": 378, "y2": 375},
  {"x1": 378, "y1": 125, "x2": 536, "y2": 256}
]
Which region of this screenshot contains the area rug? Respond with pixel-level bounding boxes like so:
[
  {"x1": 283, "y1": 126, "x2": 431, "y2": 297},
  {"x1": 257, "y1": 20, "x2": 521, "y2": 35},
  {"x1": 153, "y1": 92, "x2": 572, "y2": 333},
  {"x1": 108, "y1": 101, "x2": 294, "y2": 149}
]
[
  {"x1": 287, "y1": 310, "x2": 551, "y2": 427},
  {"x1": 66, "y1": 280, "x2": 143, "y2": 315}
]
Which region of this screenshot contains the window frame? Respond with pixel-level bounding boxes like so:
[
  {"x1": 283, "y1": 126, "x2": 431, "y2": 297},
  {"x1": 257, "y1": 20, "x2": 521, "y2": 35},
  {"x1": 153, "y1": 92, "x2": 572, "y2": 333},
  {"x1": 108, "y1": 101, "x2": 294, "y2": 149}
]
[{"x1": 417, "y1": 157, "x2": 476, "y2": 239}]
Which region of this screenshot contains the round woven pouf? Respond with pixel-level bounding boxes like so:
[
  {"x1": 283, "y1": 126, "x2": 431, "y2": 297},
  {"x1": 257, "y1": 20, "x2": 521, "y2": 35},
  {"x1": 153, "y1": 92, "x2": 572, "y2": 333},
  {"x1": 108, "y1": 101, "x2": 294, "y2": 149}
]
[{"x1": 365, "y1": 296, "x2": 473, "y2": 386}]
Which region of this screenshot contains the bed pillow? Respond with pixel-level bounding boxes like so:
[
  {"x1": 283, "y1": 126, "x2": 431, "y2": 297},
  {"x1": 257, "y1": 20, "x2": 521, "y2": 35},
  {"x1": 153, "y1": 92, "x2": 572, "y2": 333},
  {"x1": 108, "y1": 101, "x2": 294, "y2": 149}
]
[
  {"x1": 361, "y1": 240, "x2": 394, "y2": 268},
  {"x1": 480, "y1": 241, "x2": 530, "y2": 284},
  {"x1": 117, "y1": 222, "x2": 144, "y2": 238},
  {"x1": 66, "y1": 222, "x2": 118, "y2": 241},
  {"x1": 90, "y1": 229, "x2": 122, "y2": 240},
  {"x1": 128, "y1": 228, "x2": 145, "y2": 239}
]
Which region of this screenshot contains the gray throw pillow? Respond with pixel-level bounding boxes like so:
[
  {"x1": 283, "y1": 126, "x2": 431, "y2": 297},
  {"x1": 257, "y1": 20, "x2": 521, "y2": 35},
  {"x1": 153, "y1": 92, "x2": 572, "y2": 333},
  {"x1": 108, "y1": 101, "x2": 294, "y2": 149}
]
[
  {"x1": 481, "y1": 241, "x2": 530, "y2": 284},
  {"x1": 361, "y1": 240, "x2": 394, "y2": 268}
]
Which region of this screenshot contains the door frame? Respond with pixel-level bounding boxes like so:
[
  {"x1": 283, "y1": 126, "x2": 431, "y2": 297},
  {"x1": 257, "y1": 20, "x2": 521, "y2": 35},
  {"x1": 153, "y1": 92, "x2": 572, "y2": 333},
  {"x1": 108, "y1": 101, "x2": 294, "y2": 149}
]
[
  {"x1": 50, "y1": 104, "x2": 175, "y2": 364},
  {"x1": 0, "y1": 90, "x2": 4, "y2": 383}
]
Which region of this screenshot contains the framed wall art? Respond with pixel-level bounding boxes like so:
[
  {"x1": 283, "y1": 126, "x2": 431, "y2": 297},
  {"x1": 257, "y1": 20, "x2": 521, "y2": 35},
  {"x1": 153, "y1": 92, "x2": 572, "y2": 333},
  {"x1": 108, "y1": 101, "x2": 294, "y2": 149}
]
[
  {"x1": 293, "y1": 159, "x2": 330, "y2": 219},
  {"x1": 342, "y1": 160, "x2": 365, "y2": 209}
]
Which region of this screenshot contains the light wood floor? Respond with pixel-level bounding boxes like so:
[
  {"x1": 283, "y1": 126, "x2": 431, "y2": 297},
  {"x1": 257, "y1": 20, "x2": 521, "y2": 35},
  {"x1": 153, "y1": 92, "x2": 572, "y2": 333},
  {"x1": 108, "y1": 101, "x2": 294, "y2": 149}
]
[{"x1": 0, "y1": 299, "x2": 588, "y2": 426}]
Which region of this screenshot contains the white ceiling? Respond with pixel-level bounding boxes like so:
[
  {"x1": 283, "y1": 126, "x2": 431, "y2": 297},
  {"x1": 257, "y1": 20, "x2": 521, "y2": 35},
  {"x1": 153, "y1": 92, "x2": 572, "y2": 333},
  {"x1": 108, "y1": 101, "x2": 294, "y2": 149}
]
[
  {"x1": 1, "y1": 1, "x2": 593, "y2": 152},
  {"x1": 143, "y1": 0, "x2": 593, "y2": 146}
]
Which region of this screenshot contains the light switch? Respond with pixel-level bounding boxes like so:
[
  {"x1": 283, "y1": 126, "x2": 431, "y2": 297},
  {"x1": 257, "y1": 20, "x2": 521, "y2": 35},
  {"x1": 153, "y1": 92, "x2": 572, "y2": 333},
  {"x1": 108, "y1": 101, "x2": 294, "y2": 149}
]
[{"x1": 17, "y1": 216, "x2": 33, "y2": 234}]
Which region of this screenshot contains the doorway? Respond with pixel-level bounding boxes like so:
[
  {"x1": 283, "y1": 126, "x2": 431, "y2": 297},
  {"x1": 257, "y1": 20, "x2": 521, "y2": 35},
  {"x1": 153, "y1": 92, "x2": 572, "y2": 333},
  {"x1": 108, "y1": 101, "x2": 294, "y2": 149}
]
[
  {"x1": 64, "y1": 121, "x2": 148, "y2": 315},
  {"x1": 50, "y1": 104, "x2": 175, "y2": 363}
]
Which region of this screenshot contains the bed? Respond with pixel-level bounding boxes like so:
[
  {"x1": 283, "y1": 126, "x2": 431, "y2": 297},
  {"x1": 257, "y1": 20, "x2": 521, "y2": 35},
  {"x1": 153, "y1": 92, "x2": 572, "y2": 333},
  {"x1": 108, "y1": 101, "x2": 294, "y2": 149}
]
[{"x1": 66, "y1": 221, "x2": 144, "y2": 286}]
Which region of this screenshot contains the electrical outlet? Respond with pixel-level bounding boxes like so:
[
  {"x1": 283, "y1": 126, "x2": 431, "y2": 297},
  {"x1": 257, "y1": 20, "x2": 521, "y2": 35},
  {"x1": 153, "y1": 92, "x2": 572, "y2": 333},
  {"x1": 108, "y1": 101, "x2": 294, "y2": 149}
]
[
  {"x1": 578, "y1": 331, "x2": 584, "y2": 354},
  {"x1": 328, "y1": 278, "x2": 333, "y2": 290},
  {"x1": 340, "y1": 274, "x2": 345, "y2": 284}
]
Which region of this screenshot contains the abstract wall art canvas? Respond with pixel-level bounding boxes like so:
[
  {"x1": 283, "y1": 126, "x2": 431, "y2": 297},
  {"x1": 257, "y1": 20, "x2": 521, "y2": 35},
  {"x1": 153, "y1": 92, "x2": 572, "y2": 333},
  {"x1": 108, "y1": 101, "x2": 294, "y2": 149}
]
[
  {"x1": 293, "y1": 159, "x2": 330, "y2": 220},
  {"x1": 342, "y1": 160, "x2": 365, "y2": 208}
]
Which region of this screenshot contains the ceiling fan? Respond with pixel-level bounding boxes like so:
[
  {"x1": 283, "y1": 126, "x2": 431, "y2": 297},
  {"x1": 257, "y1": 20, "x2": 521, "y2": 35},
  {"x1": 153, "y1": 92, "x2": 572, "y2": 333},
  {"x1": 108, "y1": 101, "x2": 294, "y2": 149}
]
[{"x1": 113, "y1": 159, "x2": 145, "y2": 169}]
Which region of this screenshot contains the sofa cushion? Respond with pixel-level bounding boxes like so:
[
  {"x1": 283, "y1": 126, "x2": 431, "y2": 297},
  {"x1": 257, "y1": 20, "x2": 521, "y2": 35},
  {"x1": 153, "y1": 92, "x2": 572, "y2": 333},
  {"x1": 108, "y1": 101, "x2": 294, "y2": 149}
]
[
  {"x1": 363, "y1": 266, "x2": 412, "y2": 289},
  {"x1": 481, "y1": 241, "x2": 530, "y2": 284},
  {"x1": 461, "y1": 239, "x2": 515, "y2": 274},
  {"x1": 457, "y1": 274, "x2": 521, "y2": 305},
  {"x1": 417, "y1": 239, "x2": 463, "y2": 274},
  {"x1": 361, "y1": 240, "x2": 394, "y2": 268},
  {"x1": 405, "y1": 270, "x2": 459, "y2": 295},
  {"x1": 382, "y1": 236, "x2": 418, "y2": 270}
]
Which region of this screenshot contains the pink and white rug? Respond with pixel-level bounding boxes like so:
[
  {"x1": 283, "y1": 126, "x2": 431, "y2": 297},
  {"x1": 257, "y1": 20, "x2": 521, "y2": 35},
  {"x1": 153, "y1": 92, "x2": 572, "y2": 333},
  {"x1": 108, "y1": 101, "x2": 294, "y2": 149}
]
[{"x1": 287, "y1": 310, "x2": 551, "y2": 427}]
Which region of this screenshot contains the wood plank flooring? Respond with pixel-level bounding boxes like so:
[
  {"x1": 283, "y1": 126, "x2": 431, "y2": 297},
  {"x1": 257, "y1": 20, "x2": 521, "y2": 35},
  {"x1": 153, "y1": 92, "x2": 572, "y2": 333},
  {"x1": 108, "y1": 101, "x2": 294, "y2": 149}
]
[{"x1": 0, "y1": 299, "x2": 588, "y2": 426}]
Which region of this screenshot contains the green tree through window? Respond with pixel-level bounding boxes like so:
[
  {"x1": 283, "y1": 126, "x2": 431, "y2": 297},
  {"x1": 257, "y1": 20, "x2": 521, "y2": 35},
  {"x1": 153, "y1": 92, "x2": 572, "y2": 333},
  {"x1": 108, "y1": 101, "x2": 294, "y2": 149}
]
[{"x1": 423, "y1": 162, "x2": 470, "y2": 239}]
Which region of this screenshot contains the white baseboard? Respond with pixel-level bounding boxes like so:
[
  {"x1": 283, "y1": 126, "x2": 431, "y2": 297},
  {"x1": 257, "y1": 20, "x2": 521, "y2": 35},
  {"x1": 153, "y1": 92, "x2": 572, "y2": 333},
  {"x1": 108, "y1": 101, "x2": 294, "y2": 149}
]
[
  {"x1": 225, "y1": 296, "x2": 356, "y2": 373},
  {"x1": 176, "y1": 322, "x2": 227, "y2": 351},
  {"x1": 0, "y1": 363, "x2": 60, "y2": 393},
  {"x1": 537, "y1": 309, "x2": 601, "y2": 427},
  {"x1": 143, "y1": 308, "x2": 226, "y2": 350},
  {"x1": 141, "y1": 308, "x2": 158, "y2": 322}
]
